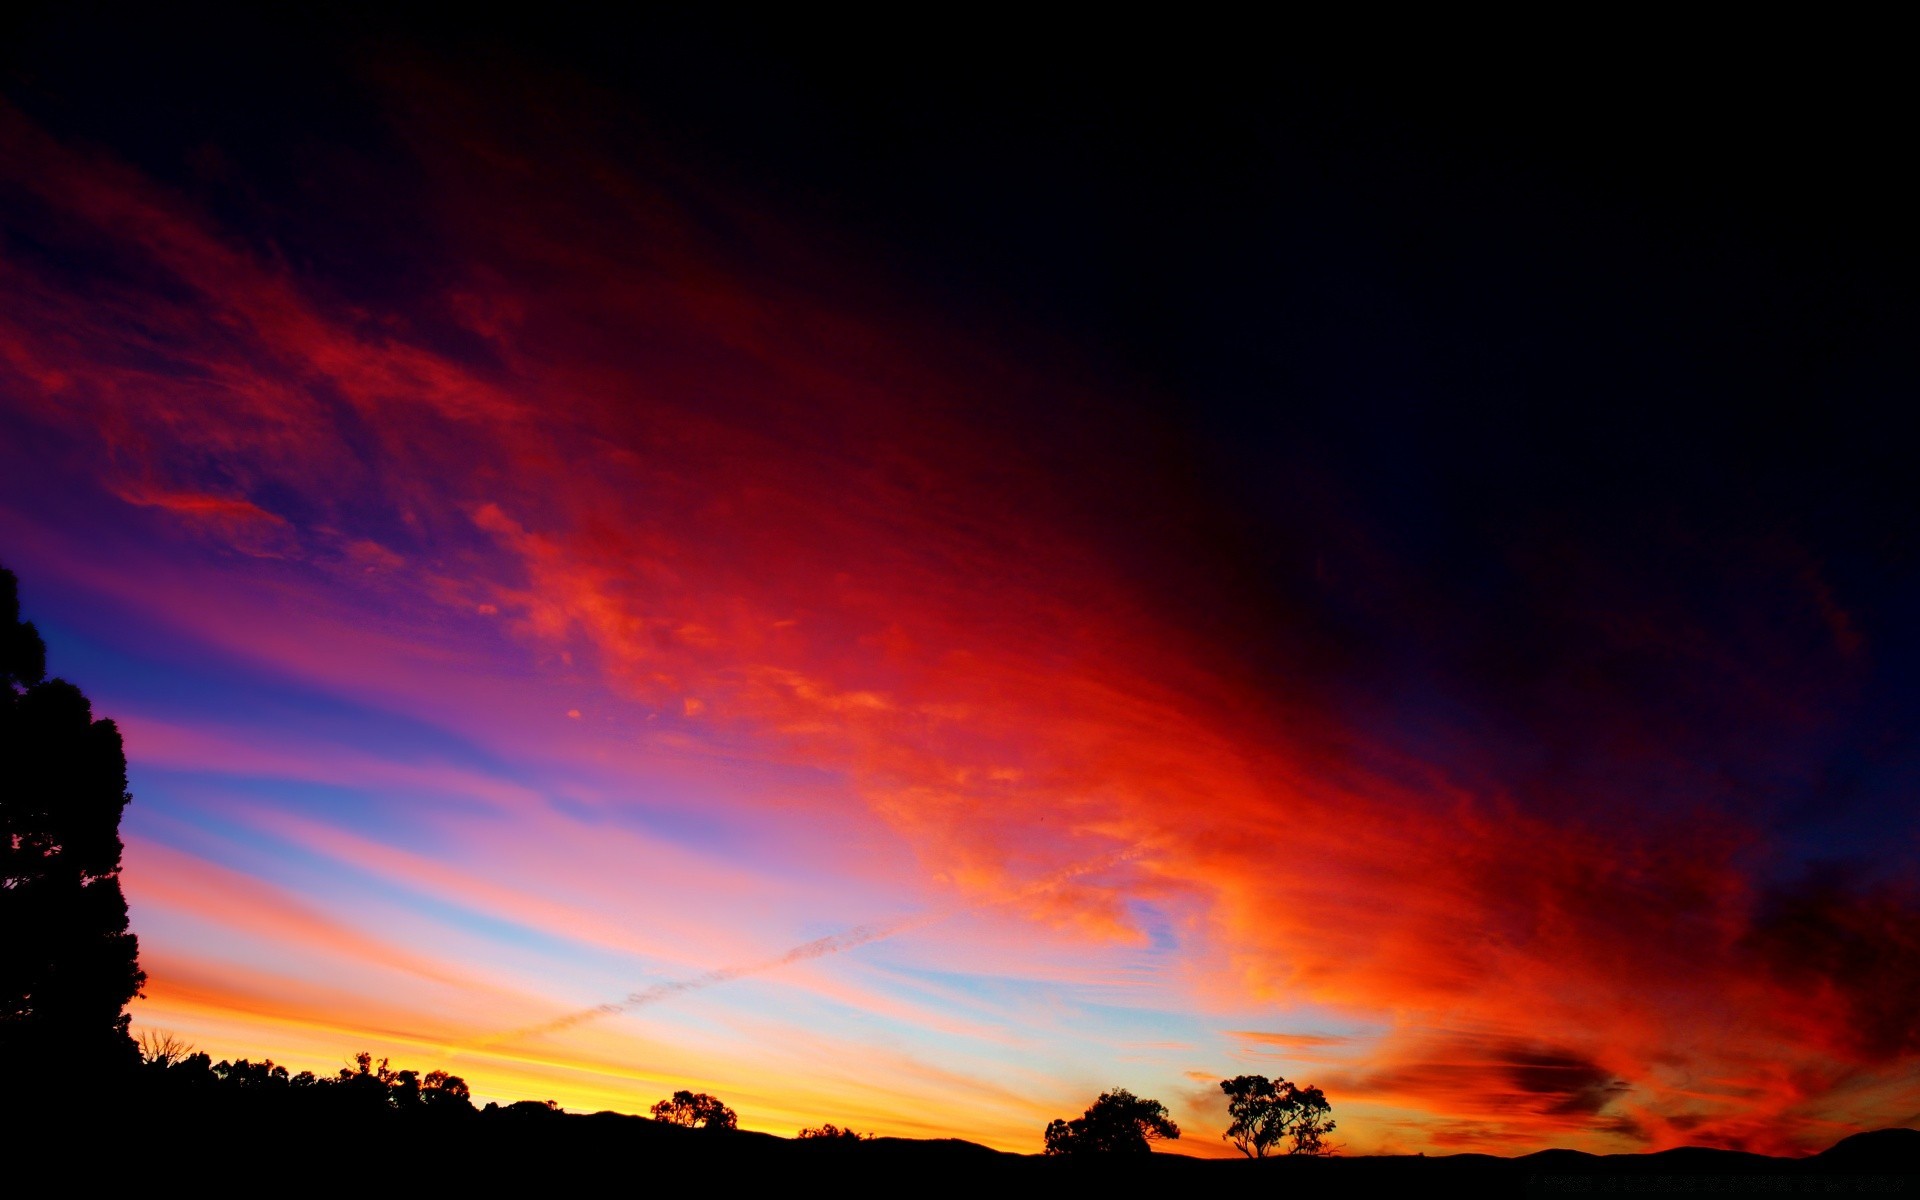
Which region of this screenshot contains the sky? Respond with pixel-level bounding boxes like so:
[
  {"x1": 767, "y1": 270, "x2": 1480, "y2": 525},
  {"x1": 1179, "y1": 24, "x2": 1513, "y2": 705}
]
[{"x1": 3, "y1": 11, "x2": 1918, "y2": 1156}]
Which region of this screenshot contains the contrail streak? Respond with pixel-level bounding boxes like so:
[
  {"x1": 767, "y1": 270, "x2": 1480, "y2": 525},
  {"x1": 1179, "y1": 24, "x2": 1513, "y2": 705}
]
[{"x1": 454, "y1": 844, "x2": 1146, "y2": 1054}]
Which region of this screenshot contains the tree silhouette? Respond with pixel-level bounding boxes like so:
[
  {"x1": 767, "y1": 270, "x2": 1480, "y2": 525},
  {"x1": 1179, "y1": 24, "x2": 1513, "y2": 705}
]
[
  {"x1": 321, "y1": 1050, "x2": 474, "y2": 1113},
  {"x1": 1042, "y1": 1088, "x2": 1180, "y2": 1156},
  {"x1": 337, "y1": 1051, "x2": 400, "y2": 1111},
  {"x1": 1220, "y1": 1074, "x2": 1336, "y2": 1157},
  {"x1": 137, "y1": 1028, "x2": 194, "y2": 1069},
  {"x1": 1284, "y1": 1083, "x2": 1336, "y2": 1155},
  {"x1": 650, "y1": 1089, "x2": 737, "y2": 1130},
  {"x1": 0, "y1": 566, "x2": 145, "y2": 1087},
  {"x1": 420, "y1": 1069, "x2": 474, "y2": 1112},
  {"x1": 214, "y1": 1057, "x2": 293, "y2": 1089}
]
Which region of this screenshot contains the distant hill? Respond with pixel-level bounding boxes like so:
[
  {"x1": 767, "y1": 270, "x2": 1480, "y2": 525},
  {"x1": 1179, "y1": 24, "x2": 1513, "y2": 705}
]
[{"x1": 1814, "y1": 1127, "x2": 1920, "y2": 1167}]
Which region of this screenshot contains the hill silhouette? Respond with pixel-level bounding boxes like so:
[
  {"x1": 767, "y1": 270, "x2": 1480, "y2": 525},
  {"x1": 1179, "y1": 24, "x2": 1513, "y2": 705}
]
[{"x1": 1814, "y1": 1128, "x2": 1920, "y2": 1169}]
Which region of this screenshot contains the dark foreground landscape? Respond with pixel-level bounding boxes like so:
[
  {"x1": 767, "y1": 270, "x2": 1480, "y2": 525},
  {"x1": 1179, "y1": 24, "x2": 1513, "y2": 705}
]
[{"x1": 11, "y1": 1094, "x2": 1915, "y2": 1195}]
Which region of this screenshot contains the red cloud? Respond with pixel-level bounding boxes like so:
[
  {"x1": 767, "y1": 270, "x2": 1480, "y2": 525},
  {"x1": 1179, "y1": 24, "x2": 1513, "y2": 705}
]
[{"x1": 3, "y1": 80, "x2": 1915, "y2": 1157}]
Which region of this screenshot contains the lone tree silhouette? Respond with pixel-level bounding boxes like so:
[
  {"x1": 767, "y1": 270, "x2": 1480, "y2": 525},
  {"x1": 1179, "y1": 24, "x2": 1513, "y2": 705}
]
[
  {"x1": 0, "y1": 566, "x2": 145, "y2": 1087},
  {"x1": 1220, "y1": 1074, "x2": 1336, "y2": 1157},
  {"x1": 650, "y1": 1089, "x2": 737, "y2": 1130},
  {"x1": 1043, "y1": 1088, "x2": 1180, "y2": 1156}
]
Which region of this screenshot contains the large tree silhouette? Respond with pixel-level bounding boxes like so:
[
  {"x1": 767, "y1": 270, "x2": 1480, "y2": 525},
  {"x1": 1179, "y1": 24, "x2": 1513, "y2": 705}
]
[
  {"x1": 0, "y1": 566, "x2": 145, "y2": 1086},
  {"x1": 1220, "y1": 1074, "x2": 1336, "y2": 1157},
  {"x1": 650, "y1": 1089, "x2": 737, "y2": 1130},
  {"x1": 1043, "y1": 1088, "x2": 1180, "y2": 1156}
]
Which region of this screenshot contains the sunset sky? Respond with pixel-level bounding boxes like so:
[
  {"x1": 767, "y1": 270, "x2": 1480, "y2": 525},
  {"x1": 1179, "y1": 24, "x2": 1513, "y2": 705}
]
[{"x1": 3, "y1": 13, "x2": 1916, "y2": 1156}]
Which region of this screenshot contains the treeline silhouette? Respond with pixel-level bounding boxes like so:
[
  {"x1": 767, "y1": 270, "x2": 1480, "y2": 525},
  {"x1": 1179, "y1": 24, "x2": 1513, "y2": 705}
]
[
  {"x1": 132, "y1": 1036, "x2": 894, "y2": 1141},
  {"x1": 133, "y1": 1037, "x2": 483, "y2": 1115}
]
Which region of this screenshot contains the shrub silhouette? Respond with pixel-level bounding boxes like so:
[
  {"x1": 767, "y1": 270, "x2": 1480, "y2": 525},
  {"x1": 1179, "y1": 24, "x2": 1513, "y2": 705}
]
[
  {"x1": 1220, "y1": 1074, "x2": 1336, "y2": 1156},
  {"x1": 1043, "y1": 1088, "x2": 1180, "y2": 1156},
  {"x1": 798, "y1": 1122, "x2": 869, "y2": 1141},
  {"x1": 651, "y1": 1089, "x2": 737, "y2": 1130},
  {"x1": 0, "y1": 565, "x2": 145, "y2": 1088}
]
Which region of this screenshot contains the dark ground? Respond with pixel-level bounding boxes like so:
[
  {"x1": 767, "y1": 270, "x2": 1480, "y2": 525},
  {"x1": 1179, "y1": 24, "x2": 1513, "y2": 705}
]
[{"x1": 10, "y1": 1098, "x2": 1915, "y2": 1195}]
